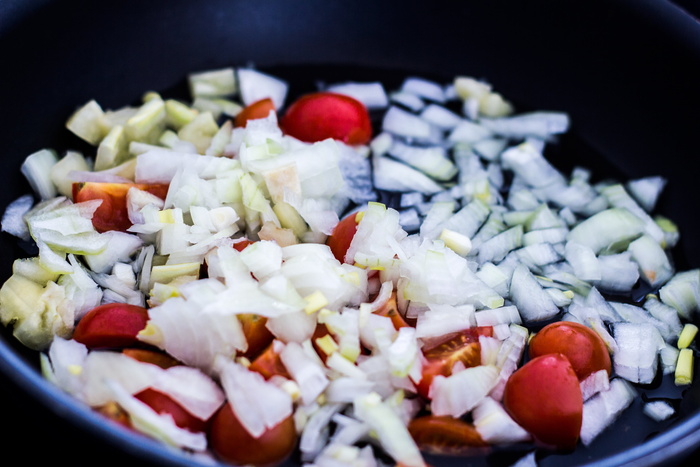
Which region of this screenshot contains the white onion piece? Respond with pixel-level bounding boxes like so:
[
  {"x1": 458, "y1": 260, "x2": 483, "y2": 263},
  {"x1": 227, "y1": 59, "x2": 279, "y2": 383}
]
[
  {"x1": 612, "y1": 322, "x2": 664, "y2": 384},
  {"x1": 472, "y1": 396, "x2": 531, "y2": 444},
  {"x1": 237, "y1": 67, "x2": 289, "y2": 109},
  {"x1": 430, "y1": 365, "x2": 499, "y2": 417},
  {"x1": 325, "y1": 82, "x2": 389, "y2": 109},
  {"x1": 1, "y1": 194, "x2": 34, "y2": 240},
  {"x1": 400, "y1": 77, "x2": 447, "y2": 103},
  {"x1": 580, "y1": 378, "x2": 636, "y2": 446},
  {"x1": 215, "y1": 358, "x2": 293, "y2": 439}
]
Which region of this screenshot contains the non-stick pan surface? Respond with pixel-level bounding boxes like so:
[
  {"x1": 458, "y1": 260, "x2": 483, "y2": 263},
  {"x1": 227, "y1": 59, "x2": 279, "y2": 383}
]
[{"x1": 2, "y1": 1, "x2": 700, "y2": 466}]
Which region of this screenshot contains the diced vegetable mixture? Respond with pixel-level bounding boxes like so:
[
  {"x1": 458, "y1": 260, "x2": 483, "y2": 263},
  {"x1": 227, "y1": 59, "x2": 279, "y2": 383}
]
[{"x1": 1, "y1": 66, "x2": 699, "y2": 467}]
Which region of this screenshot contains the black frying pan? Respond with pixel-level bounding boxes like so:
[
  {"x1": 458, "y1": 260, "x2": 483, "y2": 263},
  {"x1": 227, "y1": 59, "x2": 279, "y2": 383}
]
[{"x1": 2, "y1": 1, "x2": 700, "y2": 466}]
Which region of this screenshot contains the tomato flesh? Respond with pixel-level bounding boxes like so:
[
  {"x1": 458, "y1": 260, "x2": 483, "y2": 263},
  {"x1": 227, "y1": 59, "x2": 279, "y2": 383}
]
[
  {"x1": 326, "y1": 212, "x2": 359, "y2": 263},
  {"x1": 408, "y1": 415, "x2": 489, "y2": 455},
  {"x1": 239, "y1": 313, "x2": 275, "y2": 360},
  {"x1": 529, "y1": 321, "x2": 611, "y2": 380},
  {"x1": 72, "y1": 182, "x2": 169, "y2": 232},
  {"x1": 135, "y1": 388, "x2": 209, "y2": 433},
  {"x1": 73, "y1": 303, "x2": 150, "y2": 350},
  {"x1": 415, "y1": 327, "x2": 492, "y2": 399},
  {"x1": 208, "y1": 402, "x2": 297, "y2": 467},
  {"x1": 280, "y1": 92, "x2": 372, "y2": 145},
  {"x1": 503, "y1": 353, "x2": 583, "y2": 450},
  {"x1": 249, "y1": 343, "x2": 291, "y2": 380},
  {"x1": 234, "y1": 98, "x2": 276, "y2": 127}
]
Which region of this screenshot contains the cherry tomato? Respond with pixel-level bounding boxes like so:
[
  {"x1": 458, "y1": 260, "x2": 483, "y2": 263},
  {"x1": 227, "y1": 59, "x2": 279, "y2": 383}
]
[
  {"x1": 73, "y1": 303, "x2": 150, "y2": 349},
  {"x1": 503, "y1": 353, "x2": 583, "y2": 450},
  {"x1": 326, "y1": 212, "x2": 360, "y2": 263},
  {"x1": 407, "y1": 415, "x2": 489, "y2": 455},
  {"x1": 249, "y1": 343, "x2": 291, "y2": 380},
  {"x1": 280, "y1": 92, "x2": 372, "y2": 145},
  {"x1": 122, "y1": 348, "x2": 181, "y2": 369},
  {"x1": 208, "y1": 402, "x2": 297, "y2": 467},
  {"x1": 529, "y1": 321, "x2": 611, "y2": 380},
  {"x1": 414, "y1": 327, "x2": 493, "y2": 399},
  {"x1": 239, "y1": 313, "x2": 275, "y2": 360},
  {"x1": 234, "y1": 98, "x2": 276, "y2": 127},
  {"x1": 72, "y1": 182, "x2": 169, "y2": 232},
  {"x1": 135, "y1": 388, "x2": 209, "y2": 433}
]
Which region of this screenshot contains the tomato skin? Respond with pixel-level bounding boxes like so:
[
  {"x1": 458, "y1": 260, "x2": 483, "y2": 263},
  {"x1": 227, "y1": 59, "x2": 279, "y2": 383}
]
[
  {"x1": 135, "y1": 388, "x2": 209, "y2": 433},
  {"x1": 280, "y1": 92, "x2": 372, "y2": 145},
  {"x1": 234, "y1": 98, "x2": 276, "y2": 127},
  {"x1": 326, "y1": 212, "x2": 360, "y2": 263},
  {"x1": 407, "y1": 415, "x2": 489, "y2": 455},
  {"x1": 529, "y1": 321, "x2": 611, "y2": 380},
  {"x1": 73, "y1": 303, "x2": 150, "y2": 350},
  {"x1": 233, "y1": 238, "x2": 255, "y2": 252},
  {"x1": 239, "y1": 313, "x2": 275, "y2": 360},
  {"x1": 415, "y1": 327, "x2": 492, "y2": 399},
  {"x1": 72, "y1": 182, "x2": 169, "y2": 232},
  {"x1": 208, "y1": 402, "x2": 297, "y2": 467},
  {"x1": 503, "y1": 353, "x2": 583, "y2": 450}
]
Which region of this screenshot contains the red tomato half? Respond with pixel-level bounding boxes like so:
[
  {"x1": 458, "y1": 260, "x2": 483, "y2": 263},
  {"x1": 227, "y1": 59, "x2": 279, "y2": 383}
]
[
  {"x1": 326, "y1": 212, "x2": 360, "y2": 263},
  {"x1": 73, "y1": 303, "x2": 150, "y2": 350},
  {"x1": 503, "y1": 353, "x2": 583, "y2": 450},
  {"x1": 208, "y1": 402, "x2": 297, "y2": 467},
  {"x1": 415, "y1": 327, "x2": 493, "y2": 399},
  {"x1": 135, "y1": 388, "x2": 209, "y2": 433},
  {"x1": 280, "y1": 92, "x2": 372, "y2": 145},
  {"x1": 234, "y1": 98, "x2": 276, "y2": 127},
  {"x1": 72, "y1": 182, "x2": 169, "y2": 232},
  {"x1": 528, "y1": 321, "x2": 611, "y2": 380},
  {"x1": 408, "y1": 415, "x2": 489, "y2": 455}
]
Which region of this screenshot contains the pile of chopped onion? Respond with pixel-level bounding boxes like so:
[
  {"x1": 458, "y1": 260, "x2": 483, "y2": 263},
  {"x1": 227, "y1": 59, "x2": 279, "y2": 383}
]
[{"x1": 1, "y1": 66, "x2": 699, "y2": 467}]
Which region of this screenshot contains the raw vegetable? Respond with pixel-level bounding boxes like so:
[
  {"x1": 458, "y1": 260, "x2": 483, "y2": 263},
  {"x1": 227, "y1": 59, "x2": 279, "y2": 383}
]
[{"x1": 1, "y1": 65, "x2": 699, "y2": 467}]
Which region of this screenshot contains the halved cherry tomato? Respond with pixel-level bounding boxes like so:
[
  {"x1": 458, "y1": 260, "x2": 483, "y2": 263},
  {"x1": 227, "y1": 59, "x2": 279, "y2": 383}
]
[
  {"x1": 326, "y1": 212, "x2": 360, "y2": 263},
  {"x1": 135, "y1": 388, "x2": 209, "y2": 433},
  {"x1": 503, "y1": 353, "x2": 583, "y2": 450},
  {"x1": 249, "y1": 343, "x2": 291, "y2": 380},
  {"x1": 234, "y1": 98, "x2": 276, "y2": 128},
  {"x1": 407, "y1": 415, "x2": 489, "y2": 455},
  {"x1": 280, "y1": 92, "x2": 372, "y2": 145},
  {"x1": 239, "y1": 313, "x2": 275, "y2": 360},
  {"x1": 528, "y1": 321, "x2": 611, "y2": 380},
  {"x1": 72, "y1": 182, "x2": 169, "y2": 232},
  {"x1": 208, "y1": 402, "x2": 298, "y2": 467},
  {"x1": 414, "y1": 327, "x2": 493, "y2": 399},
  {"x1": 73, "y1": 303, "x2": 150, "y2": 350},
  {"x1": 122, "y1": 348, "x2": 181, "y2": 369}
]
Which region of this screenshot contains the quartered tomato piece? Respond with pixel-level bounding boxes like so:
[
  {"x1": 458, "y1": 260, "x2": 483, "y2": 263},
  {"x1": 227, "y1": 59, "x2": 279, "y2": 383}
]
[
  {"x1": 408, "y1": 415, "x2": 489, "y2": 455},
  {"x1": 135, "y1": 388, "x2": 209, "y2": 433},
  {"x1": 239, "y1": 313, "x2": 275, "y2": 360},
  {"x1": 209, "y1": 402, "x2": 298, "y2": 467},
  {"x1": 415, "y1": 327, "x2": 493, "y2": 399},
  {"x1": 280, "y1": 92, "x2": 372, "y2": 145},
  {"x1": 72, "y1": 181, "x2": 169, "y2": 232},
  {"x1": 326, "y1": 211, "x2": 360, "y2": 263},
  {"x1": 528, "y1": 321, "x2": 611, "y2": 380},
  {"x1": 73, "y1": 303, "x2": 150, "y2": 350},
  {"x1": 234, "y1": 98, "x2": 276, "y2": 127},
  {"x1": 503, "y1": 353, "x2": 583, "y2": 450}
]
